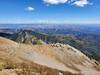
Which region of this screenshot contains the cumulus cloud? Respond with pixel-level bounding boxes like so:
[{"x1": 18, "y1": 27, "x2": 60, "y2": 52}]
[
  {"x1": 43, "y1": 0, "x2": 90, "y2": 7},
  {"x1": 43, "y1": 0, "x2": 68, "y2": 4},
  {"x1": 26, "y1": 6, "x2": 34, "y2": 11},
  {"x1": 73, "y1": 0, "x2": 89, "y2": 7}
]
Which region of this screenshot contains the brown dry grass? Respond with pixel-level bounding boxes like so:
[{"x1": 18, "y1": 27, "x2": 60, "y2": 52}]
[
  {"x1": 1, "y1": 60, "x2": 82, "y2": 75},
  {"x1": 3, "y1": 61, "x2": 100, "y2": 75},
  {"x1": 0, "y1": 37, "x2": 99, "y2": 75},
  {"x1": 0, "y1": 37, "x2": 17, "y2": 46}
]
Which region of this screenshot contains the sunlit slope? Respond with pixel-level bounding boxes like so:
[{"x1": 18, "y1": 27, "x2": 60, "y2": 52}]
[{"x1": 0, "y1": 37, "x2": 100, "y2": 75}]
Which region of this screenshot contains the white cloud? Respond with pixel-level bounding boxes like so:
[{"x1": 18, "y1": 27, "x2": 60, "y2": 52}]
[
  {"x1": 43, "y1": 0, "x2": 68, "y2": 4},
  {"x1": 43, "y1": 0, "x2": 90, "y2": 7},
  {"x1": 26, "y1": 6, "x2": 34, "y2": 11},
  {"x1": 73, "y1": 0, "x2": 89, "y2": 7}
]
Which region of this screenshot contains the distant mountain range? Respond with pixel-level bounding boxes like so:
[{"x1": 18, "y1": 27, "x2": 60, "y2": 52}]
[{"x1": 0, "y1": 24, "x2": 100, "y2": 61}]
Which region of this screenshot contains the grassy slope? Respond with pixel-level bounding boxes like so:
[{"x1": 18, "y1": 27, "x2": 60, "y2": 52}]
[{"x1": 0, "y1": 37, "x2": 100, "y2": 75}]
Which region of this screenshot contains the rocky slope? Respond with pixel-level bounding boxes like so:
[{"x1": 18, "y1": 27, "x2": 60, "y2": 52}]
[{"x1": 0, "y1": 37, "x2": 100, "y2": 75}]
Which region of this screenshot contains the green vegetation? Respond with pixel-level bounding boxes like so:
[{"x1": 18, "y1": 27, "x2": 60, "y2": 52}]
[
  {"x1": 33, "y1": 40, "x2": 45, "y2": 45},
  {"x1": 0, "y1": 62, "x2": 5, "y2": 71}
]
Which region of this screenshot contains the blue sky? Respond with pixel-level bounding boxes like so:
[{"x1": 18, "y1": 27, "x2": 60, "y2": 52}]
[{"x1": 0, "y1": 0, "x2": 100, "y2": 24}]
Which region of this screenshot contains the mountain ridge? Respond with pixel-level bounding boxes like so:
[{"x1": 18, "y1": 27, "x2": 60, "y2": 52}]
[{"x1": 0, "y1": 36, "x2": 100, "y2": 75}]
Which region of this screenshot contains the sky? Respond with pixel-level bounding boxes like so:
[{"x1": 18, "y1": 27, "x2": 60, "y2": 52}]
[{"x1": 0, "y1": 0, "x2": 100, "y2": 24}]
